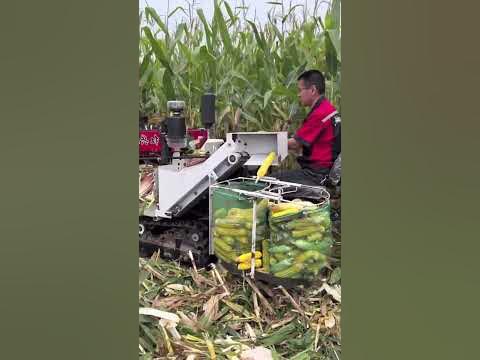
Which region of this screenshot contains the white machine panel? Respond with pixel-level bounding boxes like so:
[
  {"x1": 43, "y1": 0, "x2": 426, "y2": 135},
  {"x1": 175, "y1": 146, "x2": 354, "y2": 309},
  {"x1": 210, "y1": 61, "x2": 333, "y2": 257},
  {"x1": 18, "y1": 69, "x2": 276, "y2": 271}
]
[
  {"x1": 226, "y1": 132, "x2": 288, "y2": 166},
  {"x1": 145, "y1": 131, "x2": 288, "y2": 218}
]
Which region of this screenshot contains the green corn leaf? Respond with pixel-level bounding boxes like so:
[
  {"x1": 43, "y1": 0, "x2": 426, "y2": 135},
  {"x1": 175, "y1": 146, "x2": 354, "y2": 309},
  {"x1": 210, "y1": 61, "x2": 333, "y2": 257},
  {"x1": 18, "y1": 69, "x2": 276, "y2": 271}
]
[
  {"x1": 145, "y1": 7, "x2": 169, "y2": 38},
  {"x1": 239, "y1": 32, "x2": 247, "y2": 48},
  {"x1": 316, "y1": 13, "x2": 326, "y2": 31},
  {"x1": 178, "y1": 42, "x2": 192, "y2": 63},
  {"x1": 263, "y1": 90, "x2": 273, "y2": 109},
  {"x1": 210, "y1": 8, "x2": 219, "y2": 49},
  {"x1": 327, "y1": 29, "x2": 341, "y2": 62},
  {"x1": 242, "y1": 92, "x2": 256, "y2": 108},
  {"x1": 214, "y1": 2, "x2": 234, "y2": 53},
  {"x1": 289, "y1": 348, "x2": 312, "y2": 360},
  {"x1": 162, "y1": 70, "x2": 175, "y2": 100},
  {"x1": 196, "y1": 8, "x2": 213, "y2": 51},
  {"x1": 282, "y1": 4, "x2": 303, "y2": 24},
  {"x1": 269, "y1": 22, "x2": 284, "y2": 42},
  {"x1": 218, "y1": 106, "x2": 231, "y2": 123},
  {"x1": 142, "y1": 27, "x2": 172, "y2": 74},
  {"x1": 139, "y1": 55, "x2": 153, "y2": 87},
  {"x1": 217, "y1": 74, "x2": 232, "y2": 94},
  {"x1": 177, "y1": 74, "x2": 190, "y2": 95},
  {"x1": 168, "y1": 6, "x2": 187, "y2": 19},
  {"x1": 272, "y1": 102, "x2": 288, "y2": 120},
  {"x1": 139, "y1": 67, "x2": 153, "y2": 88},
  {"x1": 285, "y1": 66, "x2": 299, "y2": 87},
  {"x1": 175, "y1": 23, "x2": 187, "y2": 42},
  {"x1": 246, "y1": 20, "x2": 266, "y2": 53},
  {"x1": 260, "y1": 323, "x2": 297, "y2": 346},
  {"x1": 288, "y1": 102, "x2": 299, "y2": 119},
  {"x1": 272, "y1": 84, "x2": 290, "y2": 97},
  {"x1": 198, "y1": 45, "x2": 216, "y2": 63},
  {"x1": 198, "y1": 45, "x2": 216, "y2": 80},
  {"x1": 325, "y1": 33, "x2": 339, "y2": 77},
  {"x1": 140, "y1": 323, "x2": 158, "y2": 346},
  {"x1": 240, "y1": 109, "x2": 262, "y2": 129},
  {"x1": 230, "y1": 71, "x2": 253, "y2": 88},
  {"x1": 223, "y1": 1, "x2": 237, "y2": 24},
  {"x1": 303, "y1": 22, "x2": 314, "y2": 45},
  {"x1": 197, "y1": 8, "x2": 212, "y2": 35},
  {"x1": 329, "y1": 0, "x2": 341, "y2": 30},
  {"x1": 139, "y1": 52, "x2": 151, "y2": 78}
]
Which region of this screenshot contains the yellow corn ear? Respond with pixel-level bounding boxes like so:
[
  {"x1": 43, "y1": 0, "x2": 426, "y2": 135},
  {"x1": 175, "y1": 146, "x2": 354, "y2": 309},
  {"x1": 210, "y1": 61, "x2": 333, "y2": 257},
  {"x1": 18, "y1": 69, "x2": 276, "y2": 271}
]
[
  {"x1": 256, "y1": 152, "x2": 276, "y2": 180},
  {"x1": 291, "y1": 227, "x2": 318, "y2": 238},
  {"x1": 227, "y1": 208, "x2": 253, "y2": 219},
  {"x1": 235, "y1": 251, "x2": 262, "y2": 263},
  {"x1": 274, "y1": 263, "x2": 303, "y2": 278},
  {"x1": 270, "y1": 202, "x2": 303, "y2": 213},
  {"x1": 271, "y1": 208, "x2": 300, "y2": 218},
  {"x1": 236, "y1": 236, "x2": 250, "y2": 245},
  {"x1": 237, "y1": 259, "x2": 262, "y2": 270},
  {"x1": 215, "y1": 227, "x2": 249, "y2": 237}
]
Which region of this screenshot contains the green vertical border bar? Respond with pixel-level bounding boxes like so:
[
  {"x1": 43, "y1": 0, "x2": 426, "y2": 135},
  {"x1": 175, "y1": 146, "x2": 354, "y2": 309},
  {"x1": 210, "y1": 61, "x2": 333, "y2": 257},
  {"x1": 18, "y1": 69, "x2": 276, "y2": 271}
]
[
  {"x1": 343, "y1": 1, "x2": 480, "y2": 359},
  {"x1": 0, "y1": 1, "x2": 138, "y2": 359}
]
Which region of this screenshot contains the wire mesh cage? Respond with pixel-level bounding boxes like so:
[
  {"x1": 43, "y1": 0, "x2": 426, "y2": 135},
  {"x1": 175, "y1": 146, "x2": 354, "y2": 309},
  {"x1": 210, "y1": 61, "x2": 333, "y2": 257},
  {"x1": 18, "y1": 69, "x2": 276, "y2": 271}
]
[{"x1": 209, "y1": 177, "x2": 332, "y2": 282}]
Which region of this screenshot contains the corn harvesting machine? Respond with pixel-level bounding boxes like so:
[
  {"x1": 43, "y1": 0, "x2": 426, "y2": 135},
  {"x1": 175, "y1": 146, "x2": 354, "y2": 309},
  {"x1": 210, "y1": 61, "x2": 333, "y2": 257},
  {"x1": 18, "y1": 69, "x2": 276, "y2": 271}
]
[{"x1": 139, "y1": 94, "x2": 341, "y2": 272}]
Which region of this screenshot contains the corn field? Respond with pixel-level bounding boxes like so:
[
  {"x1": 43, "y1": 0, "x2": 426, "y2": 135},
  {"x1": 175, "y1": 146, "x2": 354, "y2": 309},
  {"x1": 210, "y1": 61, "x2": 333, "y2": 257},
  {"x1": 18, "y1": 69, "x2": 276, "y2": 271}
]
[{"x1": 139, "y1": 0, "x2": 341, "y2": 137}]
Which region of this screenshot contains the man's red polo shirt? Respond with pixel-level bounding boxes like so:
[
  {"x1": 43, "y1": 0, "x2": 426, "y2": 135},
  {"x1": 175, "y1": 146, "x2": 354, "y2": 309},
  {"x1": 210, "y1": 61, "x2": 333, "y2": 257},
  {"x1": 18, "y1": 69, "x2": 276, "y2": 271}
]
[{"x1": 294, "y1": 97, "x2": 338, "y2": 171}]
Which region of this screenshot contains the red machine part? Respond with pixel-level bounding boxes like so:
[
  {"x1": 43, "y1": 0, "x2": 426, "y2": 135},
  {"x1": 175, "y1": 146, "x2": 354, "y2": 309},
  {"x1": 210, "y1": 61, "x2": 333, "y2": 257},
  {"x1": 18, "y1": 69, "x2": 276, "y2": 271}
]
[
  {"x1": 187, "y1": 128, "x2": 208, "y2": 149},
  {"x1": 139, "y1": 130, "x2": 162, "y2": 153},
  {"x1": 139, "y1": 128, "x2": 208, "y2": 156}
]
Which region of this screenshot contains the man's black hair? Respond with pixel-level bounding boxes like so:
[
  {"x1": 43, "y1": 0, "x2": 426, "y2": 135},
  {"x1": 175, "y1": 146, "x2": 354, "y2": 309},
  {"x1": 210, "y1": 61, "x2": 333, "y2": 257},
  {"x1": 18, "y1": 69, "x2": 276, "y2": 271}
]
[{"x1": 297, "y1": 70, "x2": 325, "y2": 95}]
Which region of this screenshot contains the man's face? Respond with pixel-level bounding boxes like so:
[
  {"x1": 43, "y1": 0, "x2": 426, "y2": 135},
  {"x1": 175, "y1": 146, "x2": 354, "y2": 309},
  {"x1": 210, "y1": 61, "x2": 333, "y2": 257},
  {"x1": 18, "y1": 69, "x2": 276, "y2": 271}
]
[{"x1": 297, "y1": 79, "x2": 316, "y2": 107}]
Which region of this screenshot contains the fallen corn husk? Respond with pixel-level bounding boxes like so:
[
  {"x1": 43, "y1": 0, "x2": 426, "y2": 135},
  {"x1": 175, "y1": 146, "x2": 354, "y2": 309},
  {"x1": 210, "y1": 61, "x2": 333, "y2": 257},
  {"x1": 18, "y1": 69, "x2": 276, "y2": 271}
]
[
  {"x1": 139, "y1": 166, "x2": 157, "y2": 215},
  {"x1": 139, "y1": 166, "x2": 155, "y2": 198},
  {"x1": 139, "y1": 307, "x2": 180, "y2": 323}
]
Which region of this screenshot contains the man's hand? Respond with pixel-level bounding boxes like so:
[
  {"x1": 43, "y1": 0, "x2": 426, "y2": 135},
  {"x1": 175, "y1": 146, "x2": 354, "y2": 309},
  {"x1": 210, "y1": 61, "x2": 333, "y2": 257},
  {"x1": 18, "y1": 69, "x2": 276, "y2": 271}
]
[{"x1": 288, "y1": 137, "x2": 302, "y2": 152}]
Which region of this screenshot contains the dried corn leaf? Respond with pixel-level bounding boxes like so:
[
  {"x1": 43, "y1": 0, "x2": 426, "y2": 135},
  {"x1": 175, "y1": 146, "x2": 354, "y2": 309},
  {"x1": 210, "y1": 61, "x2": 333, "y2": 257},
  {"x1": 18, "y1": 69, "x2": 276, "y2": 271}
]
[
  {"x1": 319, "y1": 283, "x2": 342, "y2": 302},
  {"x1": 139, "y1": 254, "x2": 341, "y2": 359},
  {"x1": 139, "y1": 307, "x2": 180, "y2": 323}
]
